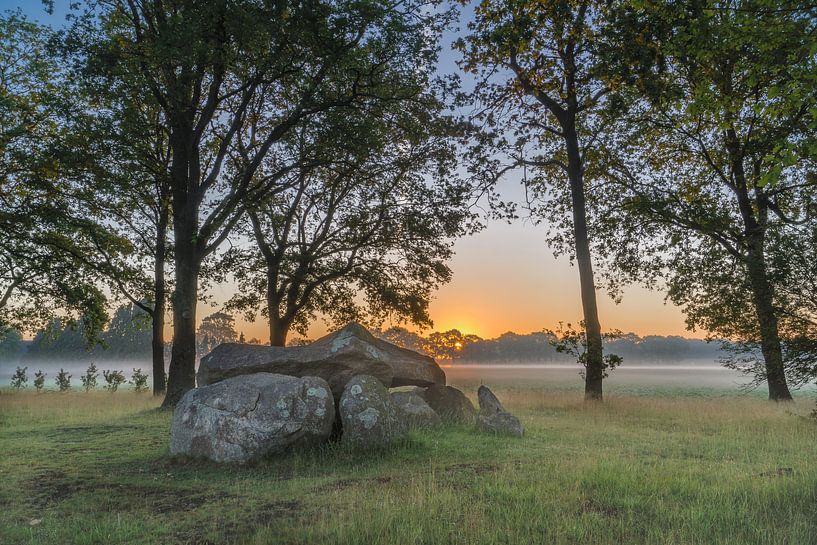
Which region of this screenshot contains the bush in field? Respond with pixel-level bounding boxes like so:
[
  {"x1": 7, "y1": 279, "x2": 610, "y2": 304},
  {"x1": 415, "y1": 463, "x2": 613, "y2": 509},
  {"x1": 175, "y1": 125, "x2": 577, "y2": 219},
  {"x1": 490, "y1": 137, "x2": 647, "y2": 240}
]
[
  {"x1": 130, "y1": 368, "x2": 149, "y2": 393},
  {"x1": 103, "y1": 369, "x2": 126, "y2": 392},
  {"x1": 55, "y1": 369, "x2": 72, "y2": 392},
  {"x1": 10, "y1": 366, "x2": 27, "y2": 389},
  {"x1": 80, "y1": 363, "x2": 98, "y2": 392},
  {"x1": 33, "y1": 370, "x2": 46, "y2": 392}
]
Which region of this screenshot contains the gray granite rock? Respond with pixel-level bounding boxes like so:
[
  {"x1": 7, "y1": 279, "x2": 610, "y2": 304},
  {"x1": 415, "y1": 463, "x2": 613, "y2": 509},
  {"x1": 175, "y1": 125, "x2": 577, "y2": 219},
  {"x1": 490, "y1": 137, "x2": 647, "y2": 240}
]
[
  {"x1": 170, "y1": 373, "x2": 334, "y2": 463},
  {"x1": 477, "y1": 384, "x2": 505, "y2": 414},
  {"x1": 476, "y1": 412, "x2": 524, "y2": 437},
  {"x1": 339, "y1": 375, "x2": 406, "y2": 448},
  {"x1": 197, "y1": 323, "x2": 445, "y2": 399},
  {"x1": 475, "y1": 385, "x2": 523, "y2": 437},
  {"x1": 417, "y1": 384, "x2": 476, "y2": 425},
  {"x1": 391, "y1": 390, "x2": 441, "y2": 429}
]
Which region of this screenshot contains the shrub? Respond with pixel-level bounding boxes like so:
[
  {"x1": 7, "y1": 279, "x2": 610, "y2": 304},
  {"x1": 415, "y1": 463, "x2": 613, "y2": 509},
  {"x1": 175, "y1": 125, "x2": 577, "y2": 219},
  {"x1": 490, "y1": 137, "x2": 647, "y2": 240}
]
[
  {"x1": 80, "y1": 363, "x2": 99, "y2": 392},
  {"x1": 10, "y1": 366, "x2": 27, "y2": 389},
  {"x1": 130, "y1": 368, "x2": 149, "y2": 393},
  {"x1": 103, "y1": 369, "x2": 126, "y2": 392},
  {"x1": 33, "y1": 370, "x2": 46, "y2": 392},
  {"x1": 55, "y1": 369, "x2": 72, "y2": 392}
]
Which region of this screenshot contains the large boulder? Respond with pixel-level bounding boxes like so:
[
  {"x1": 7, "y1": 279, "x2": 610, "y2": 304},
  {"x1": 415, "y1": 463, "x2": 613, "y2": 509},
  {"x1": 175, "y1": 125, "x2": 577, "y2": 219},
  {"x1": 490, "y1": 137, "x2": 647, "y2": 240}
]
[
  {"x1": 197, "y1": 323, "x2": 445, "y2": 399},
  {"x1": 417, "y1": 384, "x2": 475, "y2": 425},
  {"x1": 170, "y1": 373, "x2": 334, "y2": 463},
  {"x1": 391, "y1": 390, "x2": 441, "y2": 429},
  {"x1": 475, "y1": 385, "x2": 523, "y2": 437},
  {"x1": 339, "y1": 375, "x2": 406, "y2": 448}
]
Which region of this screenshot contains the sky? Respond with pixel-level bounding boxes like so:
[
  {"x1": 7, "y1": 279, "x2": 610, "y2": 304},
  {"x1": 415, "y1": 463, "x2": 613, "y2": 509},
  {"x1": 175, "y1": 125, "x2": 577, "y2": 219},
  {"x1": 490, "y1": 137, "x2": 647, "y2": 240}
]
[{"x1": 3, "y1": 1, "x2": 700, "y2": 341}]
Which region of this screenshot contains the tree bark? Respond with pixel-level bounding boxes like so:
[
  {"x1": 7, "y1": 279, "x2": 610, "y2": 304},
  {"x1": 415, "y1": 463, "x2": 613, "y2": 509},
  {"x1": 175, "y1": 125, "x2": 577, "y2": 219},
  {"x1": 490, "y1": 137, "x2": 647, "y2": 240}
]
[
  {"x1": 151, "y1": 205, "x2": 168, "y2": 396},
  {"x1": 745, "y1": 233, "x2": 793, "y2": 401},
  {"x1": 269, "y1": 314, "x2": 289, "y2": 347},
  {"x1": 727, "y1": 132, "x2": 793, "y2": 402},
  {"x1": 162, "y1": 133, "x2": 201, "y2": 407},
  {"x1": 564, "y1": 123, "x2": 604, "y2": 401},
  {"x1": 267, "y1": 282, "x2": 289, "y2": 348},
  {"x1": 162, "y1": 235, "x2": 199, "y2": 407}
]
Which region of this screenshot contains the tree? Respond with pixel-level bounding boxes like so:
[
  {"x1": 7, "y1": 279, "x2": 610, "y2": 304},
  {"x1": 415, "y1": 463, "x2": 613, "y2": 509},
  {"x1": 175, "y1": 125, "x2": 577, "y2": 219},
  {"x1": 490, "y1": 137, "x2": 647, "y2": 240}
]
[
  {"x1": 0, "y1": 327, "x2": 23, "y2": 362},
  {"x1": 456, "y1": 0, "x2": 648, "y2": 400},
  {"x1": 224, "y1": 100, "x2": 473, "y2": 346},
  {"x1": 59, "y1": 81, "x2": 174, "y2": 395},
  {"x1": 0, "y1": 12, "x2": 115, "y2": 339},
  {"x1": 75, "y1": 0, "x2": 455, "y2": 406},
  {"x1": 379, "y1": 326, "x2": 427, "y2": 353},
  {"x1": 423, "y1": 329, "x2": 483, "y2": 360},
  {"x1": 196, "y1": 312, "x2": 237, "y2": 358},
  {"x1": 593, "y1": 0, "x2": 817, "y2": 400},
  {"x1": 25, "y1": 318, "x2": 88, "y2": 361},
  {"x1": 545, "y1": 322, "x2": 623, "y2": 380},
  {"x1": 102, "y1": 304, "x2": 152, "y2": 360}
]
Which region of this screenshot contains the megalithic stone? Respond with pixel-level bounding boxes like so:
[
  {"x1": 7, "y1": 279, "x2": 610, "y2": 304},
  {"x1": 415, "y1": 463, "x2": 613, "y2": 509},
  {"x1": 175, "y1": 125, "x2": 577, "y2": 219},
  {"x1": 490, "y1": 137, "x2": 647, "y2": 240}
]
[{"x1": 197, "y1": 322, "x2": 445, "y2": 399}]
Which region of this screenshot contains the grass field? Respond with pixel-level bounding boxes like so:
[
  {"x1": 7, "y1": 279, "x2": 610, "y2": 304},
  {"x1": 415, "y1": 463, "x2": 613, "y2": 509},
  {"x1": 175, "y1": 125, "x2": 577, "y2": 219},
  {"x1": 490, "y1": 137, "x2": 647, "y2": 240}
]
[{"x1": 1, "y1": 381, "x2": 816, "y2": 545}]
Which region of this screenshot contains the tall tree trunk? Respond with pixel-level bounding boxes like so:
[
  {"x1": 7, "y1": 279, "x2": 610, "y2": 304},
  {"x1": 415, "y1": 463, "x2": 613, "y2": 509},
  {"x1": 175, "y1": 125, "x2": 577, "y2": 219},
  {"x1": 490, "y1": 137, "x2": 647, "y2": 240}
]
[
  {"x1": 727, "y1": 132, "x2": 793, "y2": 401},
  {"x1": 564, "y1": 123, "x2": 604, "y2": 401},
  {"x1": 162, "y1": 144, "x2": 201, "y2": 407},
  {"x1": 152, "y1": 206, "x2": 168, "y2": 396},
  {"x1": 163, "y1": 235, "x2": 199, "y2": 407},
  {"x1": 745, "y1": 233, "x2": 793, "y2": 401}
]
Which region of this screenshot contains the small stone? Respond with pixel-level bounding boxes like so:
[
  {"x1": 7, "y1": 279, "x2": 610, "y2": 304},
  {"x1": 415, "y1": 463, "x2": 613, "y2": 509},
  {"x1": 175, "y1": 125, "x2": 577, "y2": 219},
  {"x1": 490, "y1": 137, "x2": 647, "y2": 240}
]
[{"x1": 475, "y1": 385, "x2": 523, "y2": 437}]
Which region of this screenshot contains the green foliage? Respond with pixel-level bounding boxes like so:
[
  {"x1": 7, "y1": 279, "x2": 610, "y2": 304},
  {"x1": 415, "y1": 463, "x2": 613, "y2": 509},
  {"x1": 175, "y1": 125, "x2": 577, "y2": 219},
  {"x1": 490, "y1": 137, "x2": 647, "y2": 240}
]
[
  {"x1": 25, "y1": 305, "x2": 153, "y2": 362},
  {"x1": 0, "y1": 328, "x2": 23, "y2": 361},
  {"x1": 581, "y1": 0, "x2": 817, "y2": 396},
  {"x1": 80, "y1": 363, "x2": 98, "y2": 392},
  {"x1": 129, "y1": 368, "x2": 149, "y2": 393},
  {"x1": 222, "y1": 73, "x2": 476, "y2": 344},
  {"x1": 379, "y1": 326, "x2": 427, "y2": 354},
  {"x1": 65, "y1": 0, "x2": 460, "y2": 403},
  {"x1": 55, "y1": 368, "x2": 71, "y2": 392},
  {"x1": 102, "y1": 370, "x2": 126, "y2": 393},
  {"x1": 0, "y1": 12, "x2": 118, "y2": 340},
  {"x1": 102, "y1": 305, "x2": 152, "y2": 359},
  {"x1": 10, "y1": 366, "x2": 27, "y2": 389},
  {"x1": 546, "y1": 322, "x2": 623, "y2": 379},
  {"x1": 33, "y1": 370, "x2": 46, "y2": 393}
]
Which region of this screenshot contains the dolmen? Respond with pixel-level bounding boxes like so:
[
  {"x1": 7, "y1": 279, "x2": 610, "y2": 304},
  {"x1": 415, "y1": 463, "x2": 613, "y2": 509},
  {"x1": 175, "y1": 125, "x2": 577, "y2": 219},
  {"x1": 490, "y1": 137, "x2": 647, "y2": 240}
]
[
  {"x1": 170, "y1": 323, "x2": 522, "y2": 462},
  {"x1": 196, "y1": 322, "x2": 445, "y2": 399}
]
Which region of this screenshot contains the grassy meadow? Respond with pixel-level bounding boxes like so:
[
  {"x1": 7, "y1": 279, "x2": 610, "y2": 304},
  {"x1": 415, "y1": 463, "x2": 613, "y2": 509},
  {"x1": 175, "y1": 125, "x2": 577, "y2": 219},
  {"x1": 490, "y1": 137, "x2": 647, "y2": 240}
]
[{"x1": 1, "y1": 376, "x2": 816, "y2": 545}]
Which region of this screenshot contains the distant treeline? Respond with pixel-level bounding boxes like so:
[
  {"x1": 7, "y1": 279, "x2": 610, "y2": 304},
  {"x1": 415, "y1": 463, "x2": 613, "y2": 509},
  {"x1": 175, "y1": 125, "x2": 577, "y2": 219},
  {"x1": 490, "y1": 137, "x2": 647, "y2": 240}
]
[
  {"x1": 378, "y1": 327, "x2": 723, "y2": 364},
  {"x1": 467, "y1": 332, "x2": 721, "y2": 364},
  {"x1": 0, "y1": 304, "x2": 154, "y2": 363},
  {"x1": 0, "y1": 308, "x2": 724, "y2": 365}
]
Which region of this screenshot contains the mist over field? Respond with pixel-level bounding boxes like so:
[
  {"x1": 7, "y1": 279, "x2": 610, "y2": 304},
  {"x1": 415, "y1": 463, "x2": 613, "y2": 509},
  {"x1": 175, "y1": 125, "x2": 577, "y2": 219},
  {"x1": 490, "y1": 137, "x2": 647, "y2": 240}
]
[{"x1": 5, "y1": 357, "x2": 806, "y2": 396}]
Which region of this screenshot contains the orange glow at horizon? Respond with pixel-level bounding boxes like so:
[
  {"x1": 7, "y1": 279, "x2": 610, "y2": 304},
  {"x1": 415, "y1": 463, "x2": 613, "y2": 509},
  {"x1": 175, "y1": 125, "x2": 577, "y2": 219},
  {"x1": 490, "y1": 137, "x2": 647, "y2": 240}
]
[{"x1": 222, "y1": 220, "x2": 703, "y2": 343}]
